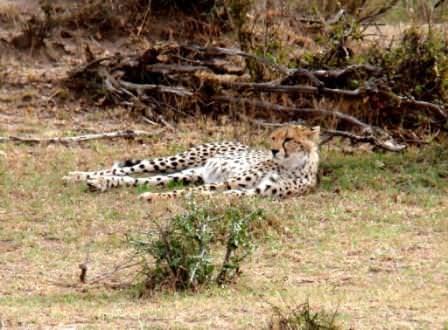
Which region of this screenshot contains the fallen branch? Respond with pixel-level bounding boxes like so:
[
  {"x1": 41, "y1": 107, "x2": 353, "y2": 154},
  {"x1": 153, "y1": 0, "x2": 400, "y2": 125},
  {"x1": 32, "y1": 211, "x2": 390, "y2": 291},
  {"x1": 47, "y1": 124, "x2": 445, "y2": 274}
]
[
  {"x1": 213, "y1": 96, "x2": 406, "y2": 152},
  {"x1": 119, "y1": 80, "x2": 193, "y2": 97},
  {"x1": 213, "y1": 96, "x2": 370, "y2": 129},
  {"x1": 0, "y1": 129, "x2": 163, "y2": 145},
  {"x1": 320, "y1": 129, "x2": 406, "y2": 151},
  {"x1": 252, "y1": 120, "x2": 405, "y2": 152},
  {"x1": 183, "y1": 45, "x2": 289, "y2": 75},
  {"x1": 145, "y1": 63, "x2": 210, "y2": 74},
  {"x1": 311, "y1": 64, "x2": 380, "y2": 81},
  {"x1": 225, "y1": 82, "x2": 447, "y2": 120},
  {"x1": 228, "y1": 82, "x2": 360, "y2": 97}
]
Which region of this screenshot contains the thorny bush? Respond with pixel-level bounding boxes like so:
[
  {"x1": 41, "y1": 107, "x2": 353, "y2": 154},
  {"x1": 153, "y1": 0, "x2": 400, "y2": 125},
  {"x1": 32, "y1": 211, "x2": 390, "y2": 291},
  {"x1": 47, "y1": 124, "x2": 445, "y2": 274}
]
[{"x1": 129, "y1": 202, "x2": 265, "y2": 294}]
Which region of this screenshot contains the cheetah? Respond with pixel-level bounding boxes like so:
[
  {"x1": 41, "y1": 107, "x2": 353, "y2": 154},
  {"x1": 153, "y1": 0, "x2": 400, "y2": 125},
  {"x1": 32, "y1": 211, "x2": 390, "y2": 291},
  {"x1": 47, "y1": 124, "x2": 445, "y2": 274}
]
[{"x1": 63, "y1": 125, "x2": 320, "y2": 202}]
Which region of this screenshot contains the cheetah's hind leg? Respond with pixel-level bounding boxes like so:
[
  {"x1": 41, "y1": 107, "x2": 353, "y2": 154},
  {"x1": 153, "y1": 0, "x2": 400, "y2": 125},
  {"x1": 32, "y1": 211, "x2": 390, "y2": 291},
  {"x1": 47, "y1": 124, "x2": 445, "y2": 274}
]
[{"x1": 85, "y1": 168, "x2": 204, "y2": 192}]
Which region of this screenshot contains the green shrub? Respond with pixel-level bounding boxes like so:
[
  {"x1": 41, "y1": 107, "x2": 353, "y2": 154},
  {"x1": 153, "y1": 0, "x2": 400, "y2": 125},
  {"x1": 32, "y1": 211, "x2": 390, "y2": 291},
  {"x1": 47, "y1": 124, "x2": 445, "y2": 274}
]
[
  {"x1": 369, "y1": 27, "x2": 448, "y2": 104},
  {"x1": 129, "y1": 202, "x2": 264, "y2": 293}
]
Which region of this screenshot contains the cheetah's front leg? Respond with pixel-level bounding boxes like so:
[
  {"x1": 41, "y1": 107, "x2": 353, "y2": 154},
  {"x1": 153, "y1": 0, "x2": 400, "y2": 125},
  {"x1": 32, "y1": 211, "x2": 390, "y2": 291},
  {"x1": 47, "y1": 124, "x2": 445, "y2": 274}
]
[{"x1": 139, "y1": 173, "x2": 261, "y2": 202}]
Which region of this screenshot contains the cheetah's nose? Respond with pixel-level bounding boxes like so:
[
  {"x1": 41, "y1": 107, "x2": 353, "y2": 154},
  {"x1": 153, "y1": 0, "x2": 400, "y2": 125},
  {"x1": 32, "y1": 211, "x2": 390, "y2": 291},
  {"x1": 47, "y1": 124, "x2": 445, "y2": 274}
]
[{"x1": 271, "y1": 149, "x2": 279, "y2": 157}]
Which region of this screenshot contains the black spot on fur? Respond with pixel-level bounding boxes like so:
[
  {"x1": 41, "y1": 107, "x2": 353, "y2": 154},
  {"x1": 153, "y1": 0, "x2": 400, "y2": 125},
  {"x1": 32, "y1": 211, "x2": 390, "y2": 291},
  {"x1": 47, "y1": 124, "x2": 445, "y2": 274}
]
[
  {"x1": 130, "y1": 168, "x2": 135, "y2": 172},
  {"x1": 272, "y1": 188, "x2": 277, "y2": 194},
  {"x1": 287, "y1": 191, "x2": 292, "y2": 195},
  {"x1": 209, "y1": 185, "x2": 217, "y2": 191},
  {"x1": 159, "y1": 162, "x2": 166, "y2": 167},
  {"x1": 245, "y1": 176, "x2": 251, "y2": 181},
  {"x1": 171, "y1": 162, "x2": 178, "y2": 167},
  {"x1": 123, "y1": 159, "x2": 140, "y2": 167},
  {"x1": 179, "y1": 159, "x2": 186, "y2": 163},
  {"x1": 265, "y1": 185, "x2": 271, "y2": 190},
  {"x1": 139, "y1": 164, "x2": 145, "y2": 169},
  {"x1": 238, "y1": 183, "x2": 247, "y2": 188},
  {"x1": 255, "y1": 188, "x2": 261, "y2": 194},
  {"x1": 154, "y1": 165, "x2": 160, "y2": 171}
]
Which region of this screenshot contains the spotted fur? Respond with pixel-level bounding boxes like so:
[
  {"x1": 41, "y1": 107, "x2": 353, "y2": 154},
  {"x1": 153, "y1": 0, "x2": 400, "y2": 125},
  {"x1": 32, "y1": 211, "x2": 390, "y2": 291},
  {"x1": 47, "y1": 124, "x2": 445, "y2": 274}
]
[{"x1": 63, "y1": 125, "x2": 320, "y2": 202}]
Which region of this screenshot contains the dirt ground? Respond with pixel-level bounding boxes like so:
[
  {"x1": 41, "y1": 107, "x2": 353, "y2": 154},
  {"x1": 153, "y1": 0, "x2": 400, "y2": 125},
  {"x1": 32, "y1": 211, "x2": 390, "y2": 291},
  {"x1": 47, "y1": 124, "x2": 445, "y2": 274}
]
[{"x1": 1, "y1": 2, "x2": 448, "y2": 329}]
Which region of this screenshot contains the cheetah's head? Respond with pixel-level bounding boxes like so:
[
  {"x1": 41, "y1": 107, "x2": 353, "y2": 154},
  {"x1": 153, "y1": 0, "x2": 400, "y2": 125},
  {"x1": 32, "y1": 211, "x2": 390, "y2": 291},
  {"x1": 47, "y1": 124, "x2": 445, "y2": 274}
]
[{"x1": 270, "y1": 125, "x2": 320, "y2": 168}]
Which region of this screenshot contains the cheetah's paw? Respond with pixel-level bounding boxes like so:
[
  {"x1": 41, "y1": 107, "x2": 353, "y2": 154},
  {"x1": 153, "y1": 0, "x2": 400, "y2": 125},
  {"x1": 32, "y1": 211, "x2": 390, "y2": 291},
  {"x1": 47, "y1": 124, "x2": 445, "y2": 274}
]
[
  {"x1": 86, "y1": 176, "x2": 110, "y2": 192},
  {"x1": 62, "y1": 171, "x2": 94, "y2": 183}
]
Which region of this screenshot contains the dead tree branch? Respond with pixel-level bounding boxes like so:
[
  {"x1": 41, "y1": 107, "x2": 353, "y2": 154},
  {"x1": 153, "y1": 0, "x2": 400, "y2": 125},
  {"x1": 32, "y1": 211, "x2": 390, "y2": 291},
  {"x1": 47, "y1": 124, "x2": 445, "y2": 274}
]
[
  {"x1": 119, "y1": 80, "x2": 194, "y2": 97},
  {"x1": 320, "y1": 129, "x2": 405, "y2": 151},
  {"x1": 213, "y1": 95, "x2": 371, "y2": 129},
  {"x1": 213, "y1": 96, "x2": 405, "y2": 152},
  {"x1": 0, "y1": 129, "x2": 163, "y2": 145}
]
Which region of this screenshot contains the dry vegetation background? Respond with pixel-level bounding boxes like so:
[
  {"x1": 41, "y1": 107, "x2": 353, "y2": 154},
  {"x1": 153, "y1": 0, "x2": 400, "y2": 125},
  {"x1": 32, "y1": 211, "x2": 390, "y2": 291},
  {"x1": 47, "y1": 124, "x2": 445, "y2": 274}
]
[{"x1": 1, "y1": 0, "x2": 448, "y2": 329}]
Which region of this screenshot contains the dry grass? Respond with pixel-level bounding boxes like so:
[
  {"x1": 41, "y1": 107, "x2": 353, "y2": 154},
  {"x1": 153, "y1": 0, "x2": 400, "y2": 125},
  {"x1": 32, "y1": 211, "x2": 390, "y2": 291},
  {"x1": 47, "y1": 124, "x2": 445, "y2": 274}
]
[{"x1": 1, "y1": 110, "x2": 448, "y2": 329}]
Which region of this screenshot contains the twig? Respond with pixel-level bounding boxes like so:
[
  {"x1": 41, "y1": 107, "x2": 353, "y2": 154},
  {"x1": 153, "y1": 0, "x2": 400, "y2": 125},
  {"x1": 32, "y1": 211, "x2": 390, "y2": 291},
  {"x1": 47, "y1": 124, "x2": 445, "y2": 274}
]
[
  {"x1": 0, "y1": 129, "x2": 163, "y2": 145},
  {"x1": 79, "y1": 263, "x2": 88, "y2": 283},
  {"x1": 89, "y1": 260, "x2": 142, "y2": 284}
]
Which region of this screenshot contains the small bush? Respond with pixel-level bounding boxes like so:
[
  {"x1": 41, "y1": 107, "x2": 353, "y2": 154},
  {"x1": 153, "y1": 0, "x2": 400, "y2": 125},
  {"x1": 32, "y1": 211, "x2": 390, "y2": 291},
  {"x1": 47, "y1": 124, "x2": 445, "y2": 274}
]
[
  {"x1": 129, "y1": 202, "x2": 264, "y2": 293},
  {"x1": 268, "y1": 300, "x2": 341, "y2": 330},
  {"x1": 368, "y1": 27, "x2": 448, "y2": 104}
]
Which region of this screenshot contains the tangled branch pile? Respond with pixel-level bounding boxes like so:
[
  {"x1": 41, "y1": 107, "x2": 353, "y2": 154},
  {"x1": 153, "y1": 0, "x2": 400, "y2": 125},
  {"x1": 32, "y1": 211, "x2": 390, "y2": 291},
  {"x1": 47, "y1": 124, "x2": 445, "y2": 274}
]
[{"x1": 67, "y1": 33, "x2": 448, "y2": 151}]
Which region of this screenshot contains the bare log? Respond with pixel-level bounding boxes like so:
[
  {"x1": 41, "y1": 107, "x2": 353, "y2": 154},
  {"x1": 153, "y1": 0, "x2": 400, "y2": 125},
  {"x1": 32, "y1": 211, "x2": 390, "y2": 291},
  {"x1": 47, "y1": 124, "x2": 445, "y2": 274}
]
[{"x1": 0, "y1": 129, "x2": 163, "y2": 145}]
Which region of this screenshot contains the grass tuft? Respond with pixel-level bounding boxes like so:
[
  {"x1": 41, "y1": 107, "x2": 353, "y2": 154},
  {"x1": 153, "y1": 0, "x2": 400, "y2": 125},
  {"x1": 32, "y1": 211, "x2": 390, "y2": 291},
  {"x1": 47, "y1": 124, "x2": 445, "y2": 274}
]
[{"x1": 268, "y1": 300, "x2": 341, "y2": 330}]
